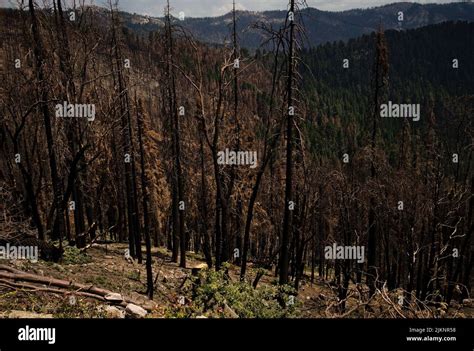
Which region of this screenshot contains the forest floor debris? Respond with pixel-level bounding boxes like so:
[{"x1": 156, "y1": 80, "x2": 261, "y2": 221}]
[{"x1": 0, "y1": 243, "x2": 472, "y2": 318}]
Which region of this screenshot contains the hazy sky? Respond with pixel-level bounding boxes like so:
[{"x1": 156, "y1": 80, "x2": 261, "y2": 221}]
[
  {"x1": 5, "y1": 0, "x2": 459, "y2": 18},
  {"x1": 115, "y1": 0, "x2": 456, "y2": 17}
]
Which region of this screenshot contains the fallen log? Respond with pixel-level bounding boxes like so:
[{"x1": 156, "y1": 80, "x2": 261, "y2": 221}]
[
  {"x1": 0, "y1": 264, "x2": 24, "y2": 274},
  {"x1": 0, "y1": 279, "x2": 110, "y2": 303},
  {"x1": 0, "y1": 264, "x2": 155, "y2": 311}
]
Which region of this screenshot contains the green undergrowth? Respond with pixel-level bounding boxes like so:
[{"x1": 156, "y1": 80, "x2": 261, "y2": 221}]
[
  {"x1": 166, "y1": 263, "x2": 300, "y2": 318},
  {"x1": 62, "y1": 246, "x2": 92, "y2": 265}
]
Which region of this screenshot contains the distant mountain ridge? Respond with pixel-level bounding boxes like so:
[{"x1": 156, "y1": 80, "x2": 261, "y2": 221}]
[{"x1": 116, "y1": 2, "x2": 474, "y2": 48}]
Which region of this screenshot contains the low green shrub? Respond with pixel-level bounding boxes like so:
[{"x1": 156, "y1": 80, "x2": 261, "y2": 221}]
[
  {"x1": 62, "y1": 246, "x2": 92, "y2": 265},
  {"x1": 167, "y1": 263, "x2": 300, "y2": 318}
]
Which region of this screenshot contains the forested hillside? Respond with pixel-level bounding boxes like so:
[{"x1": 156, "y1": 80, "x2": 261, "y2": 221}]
[
  {"x1": 0, "y1": 0, "x2": 472, "y2": 320},
  {"x1": 118, "y1": 2, "x2": 474, "y2": 48},
  {"x1": 301, "y1": 21, "x2": 474, "y2": 159}
]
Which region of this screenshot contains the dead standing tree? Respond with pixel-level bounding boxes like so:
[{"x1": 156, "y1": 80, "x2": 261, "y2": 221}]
[
  {"x1": 109, "y1": 1, "x2": 142, "y2": 262},
  {"x1": 366, "y1": 25, "x2": 388, "y2": 298},
  {"x1": 163, "y1": 1, "x2": 186, "y2": 268},
  {"x1": 136, "y1": 97, "x2": 154, "y2": 298},
  {"x1": 279, "y1": 0, "x2": 298, "y2": 285},
  {"x1": 53, "y1": 0, "x2": 88, "y2": 248},
  {"x1": 28, "y1": 0, "x2": 65, "y2": 244},
  {"x1": 239, "y1": 23, "x2": 287, "y2": 280}
]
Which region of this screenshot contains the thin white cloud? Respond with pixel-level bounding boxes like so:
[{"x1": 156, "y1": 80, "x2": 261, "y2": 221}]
[
  {"x1": 3, "y1": 0, "x2": 459, "y2": 17},
  {"x1": 118, "y1": 0, "x2": 459, "y2": 17}
]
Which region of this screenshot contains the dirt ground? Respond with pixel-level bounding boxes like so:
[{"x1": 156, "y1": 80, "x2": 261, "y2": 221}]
[{"x1": 0, "y1": 243, "x2": 472, "y2": 318}]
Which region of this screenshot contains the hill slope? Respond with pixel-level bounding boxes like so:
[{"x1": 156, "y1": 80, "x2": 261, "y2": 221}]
[
  {"x1": 299, "y1": 20, "x2": 474, "y2": 160},
  {"x1": 119, "y1": 2, "x2": 474, "y2": 48}
]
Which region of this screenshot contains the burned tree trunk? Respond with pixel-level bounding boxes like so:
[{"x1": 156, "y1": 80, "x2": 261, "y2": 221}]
[
  {"x1": 164, "y1": 1, "x2": 186, "y2": 267},
  {"x1": 28, "y1": 0, "x2": 64, "y2": 243},
  {"x1": 279, "y1": 0, "x2": 296, "y2": 285},
  {"x1": 136, "y1": 98, "x2": 153, "y2": 299},
  {"x1": 367, "y1": 26, "x2": 388, "y2": 297}
]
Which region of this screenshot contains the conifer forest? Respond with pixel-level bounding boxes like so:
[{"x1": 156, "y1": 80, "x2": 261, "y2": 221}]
[{"x1": 0, "y1": 1, "x2": 473, "y2": 334}]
